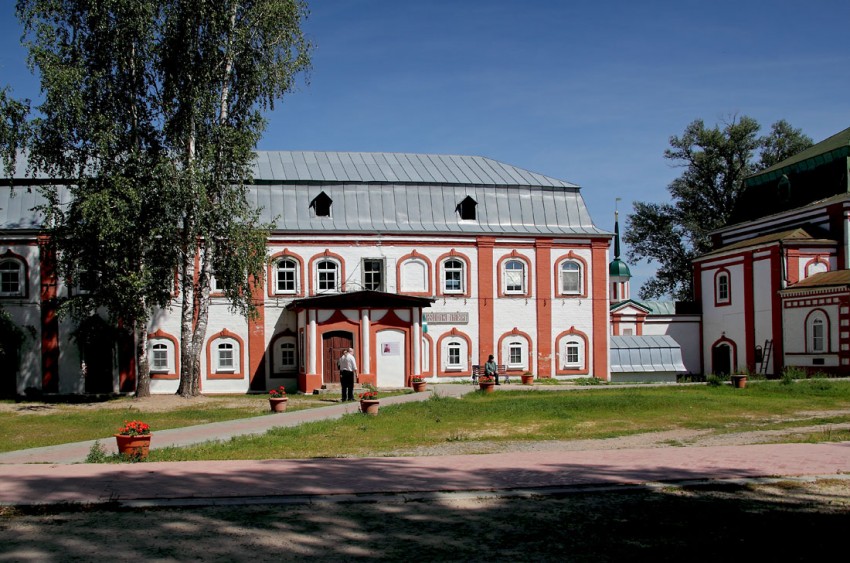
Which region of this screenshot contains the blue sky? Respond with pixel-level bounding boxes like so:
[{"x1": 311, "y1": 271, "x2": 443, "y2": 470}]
[{"x1": 2, "y1": 0, "x2": 849, "y2": 294}]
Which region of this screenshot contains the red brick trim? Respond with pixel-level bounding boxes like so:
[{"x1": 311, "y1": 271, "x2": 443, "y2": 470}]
[
  {"x1": 436, "y1": 327, "x2": 473, "y2": 376},
  {"x1": 497, "y1": 327, "x2": 534, "y2": 373},
  {"x1": 206, "y1": 329, "x2": 246, "y2": 380},
  {"x1": 267, "y1": 249, "x2": 306, "y2": 297},
  {"x1": 307, "y1": 249, "x2": 347, "y2": 295},
  {"x1": 396, "y1": 250, "x2": 433, "y2": 296},
  {"x1": 553, "y1": 251, "x2": 588, "y2": 298},
  {"x1": 554, "y1": 326, "x2": 590, "y2": 376},
  {"x1": 496, "y1": 251, "x2": 532, "y2": 298},
  {"x1": 436, "y1": 249, "x2": 472, "y2": 298},
  {"x1": 148, "y1": 329, "x2": 180, "y2": 380}
]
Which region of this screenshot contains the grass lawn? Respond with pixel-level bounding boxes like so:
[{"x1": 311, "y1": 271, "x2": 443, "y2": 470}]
[
  {"x1": 148, "y1": 379, "x2": 850, "y2": 461},
  {"x1": 0, "y1": 393, "x2": 337, "y2": 453}
]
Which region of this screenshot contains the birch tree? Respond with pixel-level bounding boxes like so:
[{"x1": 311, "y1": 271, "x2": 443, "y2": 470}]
[
  {"x1": 158, "y1": 0, "x2": 310, "y2": 396},
  {"x1": 16, "y1": 0, "x2": 311, "y2": 397}
]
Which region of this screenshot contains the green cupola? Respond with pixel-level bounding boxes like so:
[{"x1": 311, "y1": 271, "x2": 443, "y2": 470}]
[{"x1": 608, "y1": 211, "x2": 631, "y2": 279}]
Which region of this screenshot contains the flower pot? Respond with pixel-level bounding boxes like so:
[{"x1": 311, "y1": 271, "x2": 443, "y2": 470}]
[
  {"x1": 114, "y1": 434, "x2": 152, "y2": 460},
  {"x1": 731, "y1": 375, "x2": 748, "y2": 389},
  {"x1": 479, "y1": 382, "x2": 495, "y2": 393},
  {"x1": 521, "y1": 375, "x2": 534, "y2": 385},
  {"x1": 269, "y1": 397, "x2": 288, "y2": 412},
  {"x1": 360, "y1": 399, "x2": 380, "y2": 415},
  {"x1": 412, "y1": 381, "x2": 427, "y2": 392}
]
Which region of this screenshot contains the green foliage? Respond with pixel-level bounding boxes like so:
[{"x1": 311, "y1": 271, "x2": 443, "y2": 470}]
[
  {"x1": 625, "y1": 116, "x2": 812, "y2": 299},
  {"x1": 84, "y1": 440, "x2": 109, "y2": 463},
  {"x1": 705, "y1": 373, "x2": 727, "y2": 386},
  {"x1": 781, "y1": 366, "x2": 807, "y2": 385},
  {"x1": 573, "y1": 377, "x2": 603, "y2": 386},
  {"x1": 14, "y1": 1, "x2": 311, "y2": 396},
  {"x1": 0, "y1": 86, "x2": 29, "y2": 179}
]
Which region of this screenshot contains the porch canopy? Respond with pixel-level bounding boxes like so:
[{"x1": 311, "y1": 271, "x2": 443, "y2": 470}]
[{"x1": 285, "y1": 290, "x2": 435, "y2": 311}]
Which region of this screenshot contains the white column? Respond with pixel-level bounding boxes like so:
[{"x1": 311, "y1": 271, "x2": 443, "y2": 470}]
[
  {"x1": 412, "y1": 307, "x2": 421, "y2": 376},
  {"x1": 308, "y1": 309, "x2": 317, "y2": 375},
  {"x1": 361, "y1": 309, "x2": 370, "y2": 372}
]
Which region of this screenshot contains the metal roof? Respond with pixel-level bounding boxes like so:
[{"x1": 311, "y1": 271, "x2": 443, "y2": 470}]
[
  {"x1": 782, "y1": 269, "x2": 850, "y2": 291},
  {"x1": 746, "y1": 126, "x2": 850, "y2": 187},
  {"x1": 2, "y1": 151, "x2": 606, "y2": 237},
  {"x1": 609, "y1": 335, "x2": 687, "y2": 373},
  {"x1": 251, "y1": 151, "x2": 579, "y2": 188}
]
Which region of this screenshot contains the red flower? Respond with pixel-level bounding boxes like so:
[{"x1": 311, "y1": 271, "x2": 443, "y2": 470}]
[
  {"x1": 117, "y1": 420, "x2": 151, "y2": 436},
  {"x1": 269, "y1": 386, "x2": 287, "y2": 398},
  {"x1": 359, "y1": 391, "x2": 378, "y2": 400}
]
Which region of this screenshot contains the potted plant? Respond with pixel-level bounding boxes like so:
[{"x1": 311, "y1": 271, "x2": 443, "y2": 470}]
[
  {"x1": 359, "y1": 389, "x2": 380, "y2": 415},
  {"x1": 478, "y1": 374, "x2": 496, "y2": 393},
  {"x1": 411, "y1": 375, "x2": 427, "y2": 392},
  {"x1": 730, "y1": 373, "x2": 748, "y2": 389},
  {"x1": 521, "y1": 371, "x2": 534, "y2": 385},
  {"x1": 269, "y1": 386, "x2": 288, "y2": 412},
  {"x1": 115, "y1": 420, "x2": 152, "y2": 460}
]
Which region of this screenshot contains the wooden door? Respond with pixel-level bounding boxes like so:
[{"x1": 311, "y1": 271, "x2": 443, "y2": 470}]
[{"x1": 323, "y1": 331, "x2": 353, "y2": 384}]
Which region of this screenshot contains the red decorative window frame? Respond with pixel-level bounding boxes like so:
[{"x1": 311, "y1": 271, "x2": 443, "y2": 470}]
[
  {"x1": 267, "y1": 250, "x2": 305, "y2": 298},
  {"x1": 436, "y1": 327, "x2": 472, "y2": 376},
  {"x1": 436, "y1": 249, "x2": 471, "y2": 298},
  {"x1": 553, "y1": 252, "x2": 588, "y2": 298},
  {"x1": 396, "y1": 250, "x2": 433, "y2": 296},
  {"x1": 308, "y1": 249, "x2": 346, "y2": 295},
  {"x1": 206, "y1": 329, "x2": 245, "y2": 380},
  {"x1": 555, "y1": 327, "x2": 589, "y2": 375},
  {"x1": 497, "y1": 327, "x2": 534, "y2": 373},
  {"x1": 497, "y1": 251, "x2": 532, "y2": 298},
  {"x1": 714, "y1": 268, "x2": 731, "y2": 307},
  {"x1": 147, "y1": 329, "x2": 180, "y2": 380}
]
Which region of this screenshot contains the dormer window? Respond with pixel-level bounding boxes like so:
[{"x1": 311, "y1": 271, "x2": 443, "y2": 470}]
[
  {"x1": 310, "y1": 192, "x2": 333, "y2": 217},
  {"x1": 456, "y1": 196, "x2": 477, "y2": 221}
]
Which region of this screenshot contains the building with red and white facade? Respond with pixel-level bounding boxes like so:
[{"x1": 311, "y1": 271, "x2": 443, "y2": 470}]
[
  {"x1": 695, "y1": 126, "x2": 850, "y2": 376},
  {"x1": 0, "y1": 151, "x2": 613, "y2": 395}
]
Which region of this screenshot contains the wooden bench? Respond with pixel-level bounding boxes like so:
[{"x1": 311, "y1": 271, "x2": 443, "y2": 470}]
[{"x1": 472, "y1": 364, "x2": 510, "y2": 384}]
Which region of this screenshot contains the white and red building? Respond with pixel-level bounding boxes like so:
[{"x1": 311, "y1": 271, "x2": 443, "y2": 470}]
[
  {"x1": 0, "y1": 151, "x2": 613, "y2": 395},
  {"x1": 695, "y1": 126, "x2": 850, "y2": 376}
]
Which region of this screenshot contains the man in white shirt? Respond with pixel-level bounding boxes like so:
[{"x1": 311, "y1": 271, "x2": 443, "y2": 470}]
[{"x1": 338, "y1": 347, "x2": 358, "y2": 401}]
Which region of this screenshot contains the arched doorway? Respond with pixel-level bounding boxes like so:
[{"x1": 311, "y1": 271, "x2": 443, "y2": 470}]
[
  {"x1": 322, "y1": 330, "x2": 353, "y2": 385},
  {"x1": 712, "y1": 343, "x2": 732, "y2": 376}
]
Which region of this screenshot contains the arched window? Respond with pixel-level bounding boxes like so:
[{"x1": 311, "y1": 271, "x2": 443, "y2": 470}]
[
  {"x1": 560, "y1": 261, "x2": 582, "y2": 295},
  {"x1": 807, "y1": 311, "x2": 829, "y2": 354},
  {"x1": 0, "y1": 258, "x2": 24, "y2": 297},
  {"x1": 806, "y1": 260, "x2": 828, "y2": 278},
  {"x1": 443, "y1": 259, "x2": 465, "y2": 294},
  {"x1": 715, "y1": 270, "x2": 730, "y2": 305},
  {"x1": 504, "y1": 260, "x2": 525, "y2": 294},
  {"x1": 316, "y1": 259, "x2": 339, "y2": 293},
  {"x1": 275, "y1": 258, "x2": 299, "y2": 294}
]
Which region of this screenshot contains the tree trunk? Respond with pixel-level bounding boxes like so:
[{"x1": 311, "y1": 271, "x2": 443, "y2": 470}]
[
  {"x1": 177, "y1": 227, "x2": 199, "y2": 397},
  {"x1": 135, "y1": 322, "x2": 150, "y2": 398}
]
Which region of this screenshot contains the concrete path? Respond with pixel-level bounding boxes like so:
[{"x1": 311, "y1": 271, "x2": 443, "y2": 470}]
[{"x1": 2, "y1": 383, "x2": 850, "y2": 508}]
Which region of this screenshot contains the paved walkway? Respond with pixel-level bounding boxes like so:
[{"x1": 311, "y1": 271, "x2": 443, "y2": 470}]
[{"x1": 2, "y1": 383, "x2": 850, "y2": 508}]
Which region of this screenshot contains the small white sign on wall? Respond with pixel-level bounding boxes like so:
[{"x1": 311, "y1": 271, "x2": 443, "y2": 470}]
[{"x1": 381, "y1": 341, "x2": 400, "y2": 356}]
